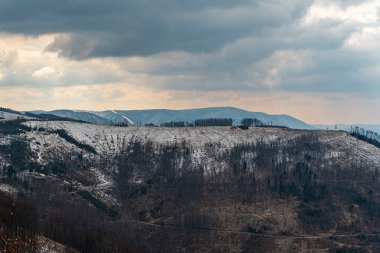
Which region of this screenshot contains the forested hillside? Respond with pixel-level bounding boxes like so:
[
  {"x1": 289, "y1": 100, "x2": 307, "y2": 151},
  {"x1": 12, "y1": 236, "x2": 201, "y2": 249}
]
[{"x1": 0, "y1": 119, "x2": 379, "y2": 252}]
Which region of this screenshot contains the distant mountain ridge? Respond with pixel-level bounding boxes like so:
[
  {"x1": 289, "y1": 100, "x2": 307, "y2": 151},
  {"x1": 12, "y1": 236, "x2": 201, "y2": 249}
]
[
  {"x1": 314, "y1": 124, "x2": 380, "y2": 133},
  {"x1": 27, "y1": 107, "x2": 314, "y2": 129}
]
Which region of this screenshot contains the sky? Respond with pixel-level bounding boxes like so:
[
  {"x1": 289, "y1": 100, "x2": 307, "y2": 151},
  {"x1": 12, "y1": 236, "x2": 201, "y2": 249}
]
[{"x1": 0, "y1": 0, "x2": 380, "y2": 124}]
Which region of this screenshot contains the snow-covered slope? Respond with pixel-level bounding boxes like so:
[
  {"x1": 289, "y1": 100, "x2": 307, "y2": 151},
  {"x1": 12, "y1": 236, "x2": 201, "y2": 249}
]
[{"x1": 27, "y1": 121, "x2": 380, "y2": 169}]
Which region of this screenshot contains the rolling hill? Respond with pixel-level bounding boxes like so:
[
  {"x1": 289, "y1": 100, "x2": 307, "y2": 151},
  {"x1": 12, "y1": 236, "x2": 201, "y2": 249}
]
[
  {"x1": 28, "y1": 107, "x2": 314, "y2": 129},
  {"x1": 0, "y1": 119, "x2": 379, "y2": 252}
]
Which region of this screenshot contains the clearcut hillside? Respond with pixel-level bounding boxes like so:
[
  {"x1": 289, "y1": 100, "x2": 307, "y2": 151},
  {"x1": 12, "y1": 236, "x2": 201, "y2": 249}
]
[{"x1": 0, "y1": 119, "x2": 379, "y2": 252}]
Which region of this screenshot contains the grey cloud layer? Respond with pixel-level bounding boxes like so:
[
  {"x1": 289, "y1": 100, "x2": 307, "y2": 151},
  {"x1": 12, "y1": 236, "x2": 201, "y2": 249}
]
[
  {"x1": 0, "y1": 0, "x2": 311, "y2": 58},
  {"x1": 0, "y1": 0, "x2": 380, "y2": 96}
]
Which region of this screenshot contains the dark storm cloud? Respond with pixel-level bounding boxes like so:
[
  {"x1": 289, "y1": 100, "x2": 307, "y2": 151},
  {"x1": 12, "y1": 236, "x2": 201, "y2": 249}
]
[{"x1": 0, "y1": 0, "x2": 311, "y2": 59}]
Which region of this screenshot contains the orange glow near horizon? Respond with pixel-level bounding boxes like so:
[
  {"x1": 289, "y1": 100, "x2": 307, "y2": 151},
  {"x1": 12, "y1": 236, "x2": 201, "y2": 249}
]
[{"x1": 1, "y1": 84, "x2": 379, "y2": 125}]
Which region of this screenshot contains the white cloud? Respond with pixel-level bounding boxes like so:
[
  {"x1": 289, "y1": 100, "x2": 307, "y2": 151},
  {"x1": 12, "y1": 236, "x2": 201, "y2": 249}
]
[
  {"x1": 248, "y1": 49, "x2": 313, "y2": 88},
  {"x1": 32, "y1": 66, "x2": 56, "y2": 78},
  {"x1": 0, "y1": 34, "x2": 123, "y2": 87},
  {"x1": 302, "y1": 1, "x2": 380, "y2": 25},
  {"x1": 302, "y1": 2, "x2": 346, "y2": 24},
  {"x1": 344, "y1": 26, "x2": 380, "y2": 50}
]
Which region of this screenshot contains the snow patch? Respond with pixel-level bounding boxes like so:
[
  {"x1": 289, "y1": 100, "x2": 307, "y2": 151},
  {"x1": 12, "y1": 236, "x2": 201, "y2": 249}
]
[
  {"x1": 121, "y1": 115, "x2": 135, "y2": 125},
  {"x1": 110, "y1": 110, "x2": 135, "y2": 125},
  {"x1": 0, "y1": 184, "x2": 18, "y2": 195}
]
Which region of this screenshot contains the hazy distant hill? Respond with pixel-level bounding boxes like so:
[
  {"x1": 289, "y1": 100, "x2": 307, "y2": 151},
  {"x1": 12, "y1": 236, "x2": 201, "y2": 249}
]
[
  {"x1": 0, "y1": 109, "x2": 33, "y2": 120},
  {"x1": 29, "y1": 109, "x2": 110, "y2": 125},
  {"x1": 314, "y1": 124, "x2": 380, "y2": 133},
  {"x1": 29, "y1": 107, "x2": 314, "y2": 129}
]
